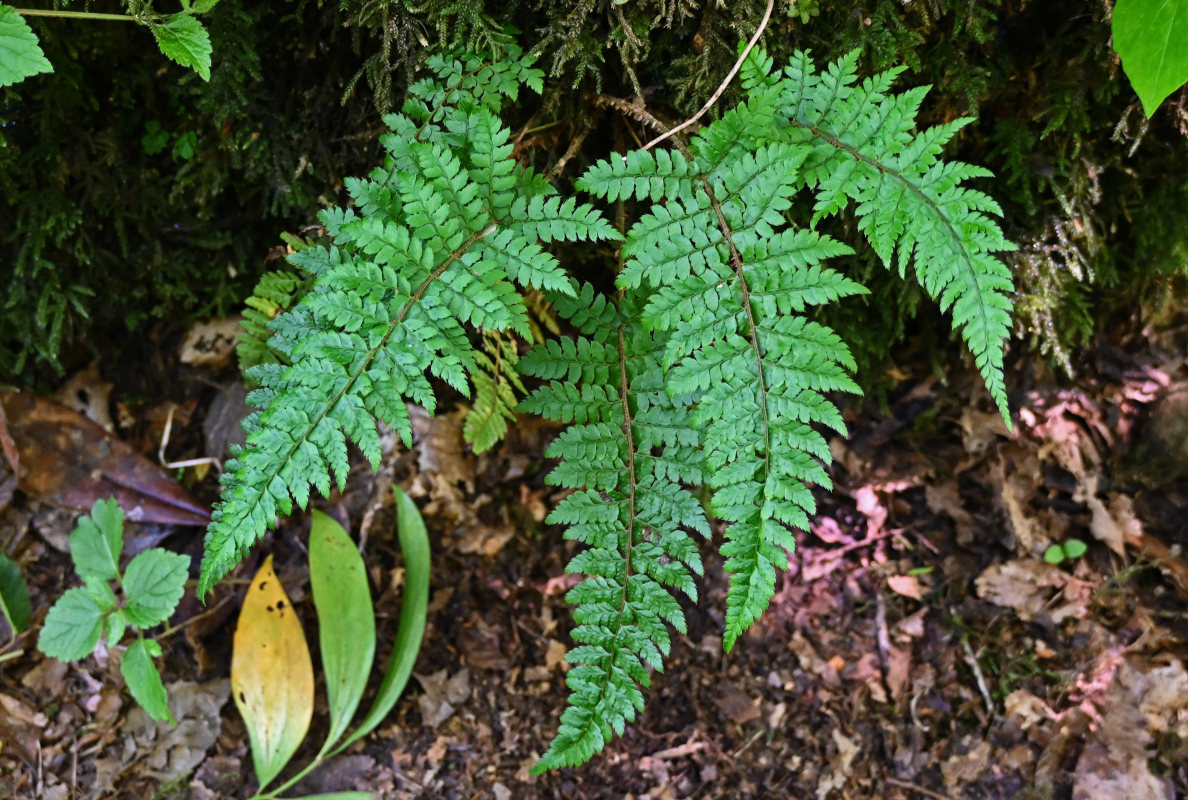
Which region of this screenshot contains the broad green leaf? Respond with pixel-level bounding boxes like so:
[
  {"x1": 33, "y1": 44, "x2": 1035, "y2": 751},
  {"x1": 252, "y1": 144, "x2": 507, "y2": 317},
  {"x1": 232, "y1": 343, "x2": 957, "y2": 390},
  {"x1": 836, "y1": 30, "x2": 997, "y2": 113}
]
[
  {"x1": 1063, "y1": 538, "x2": 1088, "y2": 559},
  {"x1": 0, "y1": 5, "x2": 52, "y2": 89},
  {"x1": 0, "y1": 552, "x2": 31, "y2": 634},
  {"x1": 150, "y1": 14, "x2": 212, "y2": 81},
  {"x1": 123, "y1": 548, "x2": 189, "y2": 628},
  {"x1": 70, "y1": 498, "x2": 124, "y2": 582},
  {"x1": 336, "y1": 488, "x2": 429, "y2": 751},
  {"x1": 309, "y1": 510, "x2": 375, "y2": 755},
  {"x1": 232, "y1": 555, "x2": 313, "y2": 790},
  {"x1": 1113, "y1": 0, "x2": 1188, "y2": 117},
  {"x1": 121, "y1": 638, "x2": 175, "y2": 724},
  {"x1": 1043, "y1": 544, "x2": 1065, "y2": 564},
  {"x1": 38, "y1": 587, "x2": 105, "y2": 660}
]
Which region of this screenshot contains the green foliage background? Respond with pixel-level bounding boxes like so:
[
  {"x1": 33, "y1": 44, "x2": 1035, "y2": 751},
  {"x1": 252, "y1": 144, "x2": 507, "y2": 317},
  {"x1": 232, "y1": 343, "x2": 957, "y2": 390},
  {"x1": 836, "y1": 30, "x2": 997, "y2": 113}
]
[{"x1": 3, "y1": 0, "x2": 1188, "y2": 386}]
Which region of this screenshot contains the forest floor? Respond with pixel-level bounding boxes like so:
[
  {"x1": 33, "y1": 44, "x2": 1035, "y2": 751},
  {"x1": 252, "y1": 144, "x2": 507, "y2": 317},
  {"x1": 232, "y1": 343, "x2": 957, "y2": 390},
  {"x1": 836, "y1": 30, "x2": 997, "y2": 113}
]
[{"x1": 1, "y1": 311, "x2": 1187, "y2": 800}]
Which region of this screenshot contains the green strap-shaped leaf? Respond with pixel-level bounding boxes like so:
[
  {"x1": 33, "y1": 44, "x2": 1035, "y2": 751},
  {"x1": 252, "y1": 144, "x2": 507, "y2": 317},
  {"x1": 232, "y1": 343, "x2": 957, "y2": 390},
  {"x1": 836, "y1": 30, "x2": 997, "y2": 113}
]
[
  {"x1": 1113, "y1": 0, "x2": 1188, "y2": 117},
  {"x1": 121, "y1": 638, "x2": 175, "y2": 724},
  {"x1": 0, "y1": 5, "x2": 52, "y2": 89},
  {"x1": 310, "y1": 510, "x2": 376, "y2": 755},
  {"x1": 334, "y1": 488, "x2": 429, "y2": 752},
  {"x1": 0, "y1": 552, "x2": 31, "y2": 634},
  {"x1": 150, "y1": 14, "x2": 212, "y2": 81}
]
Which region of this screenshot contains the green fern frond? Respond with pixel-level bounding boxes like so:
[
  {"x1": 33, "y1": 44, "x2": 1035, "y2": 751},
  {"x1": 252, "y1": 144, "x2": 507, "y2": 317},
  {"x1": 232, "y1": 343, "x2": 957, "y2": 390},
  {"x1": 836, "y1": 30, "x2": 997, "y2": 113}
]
[
  {"x1": 774, "y1": 48, "x2": 1016, "y2": 421},
  {"x1": 199, "y1": 49, "x2": 618, "y2": 597},
  {"x1": 584, "y1": 130, "x2": 866, "y2": 651},
  {"x1": 522, "y1": 291, "x2": 709, "y2": 772}
]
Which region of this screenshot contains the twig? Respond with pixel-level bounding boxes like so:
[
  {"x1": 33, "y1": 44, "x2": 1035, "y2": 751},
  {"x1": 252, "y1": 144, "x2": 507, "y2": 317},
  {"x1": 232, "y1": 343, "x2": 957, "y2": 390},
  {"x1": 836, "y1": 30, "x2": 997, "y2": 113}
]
[
  {"x1": 960, "y1": 636, "x2": 995, "y2": 716},
  {"x1": 642, "y1": 0, "x2": 775, "y2": 151},
  {"x1": 886, "y1": 776, "x2": 955, "y2": 800},
  {"x1": 159, "y1": 403, "x2": 221, "y2": 472}
]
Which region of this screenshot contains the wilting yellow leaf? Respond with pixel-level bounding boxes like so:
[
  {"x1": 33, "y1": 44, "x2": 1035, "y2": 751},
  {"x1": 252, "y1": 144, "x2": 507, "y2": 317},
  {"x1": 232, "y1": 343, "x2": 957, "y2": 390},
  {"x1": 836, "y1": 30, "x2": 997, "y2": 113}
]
[{"x1": 232, "y1": 556, "x2": 313, "y2": 789}]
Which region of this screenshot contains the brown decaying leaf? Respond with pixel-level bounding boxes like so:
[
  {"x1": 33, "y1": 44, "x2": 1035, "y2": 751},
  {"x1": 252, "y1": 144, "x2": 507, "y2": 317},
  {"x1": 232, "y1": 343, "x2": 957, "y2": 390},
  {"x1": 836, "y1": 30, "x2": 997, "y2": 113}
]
[{"x1": 0, "y1": 389, "x2": 209, "y2": 526}]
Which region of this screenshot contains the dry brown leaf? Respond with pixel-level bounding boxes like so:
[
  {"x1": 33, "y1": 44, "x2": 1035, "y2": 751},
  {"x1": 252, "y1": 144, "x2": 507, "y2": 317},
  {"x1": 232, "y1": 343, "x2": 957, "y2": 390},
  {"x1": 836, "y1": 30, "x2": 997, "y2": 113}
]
[
  {"x1": 179, "y1": 317, "x2": 241, "y2": 368},
  {"x1": 924, "y1": 481, "x2": 977, "y2": 545},
  {"x1": 941, "y1": 738, "x2": 993, "y2": 788},
  {"x1": 1071, "y1": 659, "x2": 1188, "y2": 800},
  {"x1": 974, "y1": 559, "x2": 1073, "y2": 622},
  {"x1": 815, "y1": 729, "x2": 860, "y2": 800},
  {"x1": 51, "y1": 362, "x2": 114, "y2": 432},
  {"x1": 886, "y1": 574, "x2": 926, "y2": 600}
]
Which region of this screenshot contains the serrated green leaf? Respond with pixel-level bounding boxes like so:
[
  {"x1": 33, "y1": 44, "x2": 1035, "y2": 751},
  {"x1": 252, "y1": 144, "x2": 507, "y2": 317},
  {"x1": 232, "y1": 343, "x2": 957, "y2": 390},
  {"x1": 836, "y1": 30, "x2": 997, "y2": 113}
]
[
  {"x1": 150, "y1": 14, "x2": 212, "y2": 81},
  {"x1": 122, "y1": 638, "x2": 175, "y2": 724},
  {"x1": 70, "y1": 498, "x2": 124, "y2": 582},
  {"x1": 1113, "y1": 0, "x2": 1188, "y2": 117},
  {"x1": 106, "y1": 609, "x2": 127, "y2": 647},
  {"x1": 123, "y1": 549, "x2": 189, "y2": 628},
  {"x1": 0, "y1": 5, "x2": 52, "y2": 89},
  {"x1": 38, "y1": 587, "x2": 105, "y2": 660},
  {"x1": 0, "y1": 553, "x2": 31, "y2": 634},
  {"x1": 335, "y1": 488, "x2": 429, "y2": 751},
  {"x1": 309, "y1": 510, "x2": 375, "y2": 755},
  {"x1": 84, "y1": 575, "x2": 118, "y2": 611}
]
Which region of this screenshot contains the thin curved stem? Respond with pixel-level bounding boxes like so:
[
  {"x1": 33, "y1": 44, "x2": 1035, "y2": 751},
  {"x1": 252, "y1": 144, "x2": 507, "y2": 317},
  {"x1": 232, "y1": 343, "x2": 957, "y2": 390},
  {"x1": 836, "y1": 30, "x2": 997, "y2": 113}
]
[
  {"x1": 642, "y1": 0, "x2": 775, "y2": 151},
  {"x1": 14, "y1": 8, "x2": 137, "y2": 20}
]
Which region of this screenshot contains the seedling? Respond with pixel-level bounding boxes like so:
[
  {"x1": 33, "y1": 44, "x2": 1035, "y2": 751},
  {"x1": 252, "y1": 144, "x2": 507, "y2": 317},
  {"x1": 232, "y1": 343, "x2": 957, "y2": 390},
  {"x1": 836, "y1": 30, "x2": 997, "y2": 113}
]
[
  {"x1": 37, "y1": 498, "x2": 188, "y2": 723},
  {"x1": 1043, "y1": 538, "x2": 1088, "y2": 565},
  {"x1": 232, "y1": 488, "x2": 429, "y2": 799}
]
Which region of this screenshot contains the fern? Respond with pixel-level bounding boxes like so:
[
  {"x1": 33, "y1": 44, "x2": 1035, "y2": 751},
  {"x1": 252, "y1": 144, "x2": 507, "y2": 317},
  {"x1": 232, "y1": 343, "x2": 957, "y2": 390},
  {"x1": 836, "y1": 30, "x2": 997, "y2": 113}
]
[
  {"x1": 521, "y1": 286, "x2": 708, "y2": 771},
  {"x1": 198, "y1": 45, "x2": 619, "y2": 596},
  {"x1": 237, "y1": 268, "x2": 306, "y2": 375},
  {"x1": 530, "y1": 45, "x2": 1013, "y2": 764},
  {"x1": 202, "y1": 43, "x2": 1014, "y2": 771}
]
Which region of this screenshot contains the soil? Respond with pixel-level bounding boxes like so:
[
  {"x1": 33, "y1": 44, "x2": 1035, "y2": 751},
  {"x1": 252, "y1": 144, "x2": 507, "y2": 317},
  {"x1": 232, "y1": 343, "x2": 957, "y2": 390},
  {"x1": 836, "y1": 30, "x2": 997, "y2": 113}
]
[{"x1": 1, "y1": 316, "x2": 1187, "y2": 800}]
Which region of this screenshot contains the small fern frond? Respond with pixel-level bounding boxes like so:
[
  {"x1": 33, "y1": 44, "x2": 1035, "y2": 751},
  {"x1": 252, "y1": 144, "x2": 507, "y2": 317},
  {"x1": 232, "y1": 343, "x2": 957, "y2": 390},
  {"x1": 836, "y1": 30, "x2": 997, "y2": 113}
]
[
  {"x1": 238, "y1": 269, "x2": 306, "y2": 374},
  {"x1": 523, "y1": 291, "x2": 708, "y2": 771},
  {"x1": 463, "y1": 332, "x2": 526, "y2": 454}
]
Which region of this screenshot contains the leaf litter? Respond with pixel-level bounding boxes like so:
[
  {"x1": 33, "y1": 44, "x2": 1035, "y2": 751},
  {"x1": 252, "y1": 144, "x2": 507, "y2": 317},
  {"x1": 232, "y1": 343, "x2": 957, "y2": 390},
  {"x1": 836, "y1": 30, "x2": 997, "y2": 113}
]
[{"x1": 0, "y1": 328, "x2": 1186, "y2": 799}]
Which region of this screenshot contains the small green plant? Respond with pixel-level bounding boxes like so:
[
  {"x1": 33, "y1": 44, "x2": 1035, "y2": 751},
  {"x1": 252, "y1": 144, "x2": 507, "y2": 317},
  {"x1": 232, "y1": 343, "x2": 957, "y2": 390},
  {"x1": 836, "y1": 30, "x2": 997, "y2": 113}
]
[
  {"x1": 37, "y1": 498, "x2": 188, "y2": 723},
  {"x1": 0, "y1": 0, "x2": 216, "y2": 88},
  {"x1": 1043, "y1": 537, "x2": 1088, "y2": 566},
  {"x1": 231, "y1": 488, "x2": 429, "y2": 799}
]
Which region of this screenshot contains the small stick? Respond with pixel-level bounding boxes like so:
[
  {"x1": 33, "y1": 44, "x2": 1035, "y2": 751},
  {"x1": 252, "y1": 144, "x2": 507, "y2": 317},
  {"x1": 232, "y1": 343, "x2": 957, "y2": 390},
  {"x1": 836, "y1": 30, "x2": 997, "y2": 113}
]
[
  {"x1": 886, "y1": 776, "x2": 955, "y2": 800},
  {"x1": 642, "y1": 0, "x2": 776, "y2": 151}
]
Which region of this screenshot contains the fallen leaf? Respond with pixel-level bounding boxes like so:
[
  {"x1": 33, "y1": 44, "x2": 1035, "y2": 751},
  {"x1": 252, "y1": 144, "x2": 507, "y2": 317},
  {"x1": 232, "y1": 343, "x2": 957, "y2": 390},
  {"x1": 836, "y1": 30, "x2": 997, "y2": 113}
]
[
  {"x1": 51, "y1": 362, "x2": 114, "y2": 432},
  {"x1": 974, "y1": 559, "x2": 1072, "y2": 622},
  {"x1": 120, "y1": 680, "x2": 230, "y2": 783},
  {"x1": 232, "y1": 557, "x2": 314, "y2": 788},
  {"x1": 0, "y1": 389, "x2": 209, "y2": 526},
  {"x1": 886, "y1": 574, "x2": 925, "y2": 600},
  {"x1": 179, "y1": 317, "x2": 241, "y2": 368}
]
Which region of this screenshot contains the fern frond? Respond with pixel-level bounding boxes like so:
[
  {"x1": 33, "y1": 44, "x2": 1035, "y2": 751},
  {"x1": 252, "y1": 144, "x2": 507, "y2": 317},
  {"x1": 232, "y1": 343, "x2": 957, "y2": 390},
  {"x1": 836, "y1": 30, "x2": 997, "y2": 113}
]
[
  {"x1": 238, "y1": 269, "x2": 306, "y2": 374},
  {"x1": 199, "y1": 50, "x2": 618, "y2": 597},
  {"x1": 774, "y1": 48, "x2": 1016, "y2": 421},
  {"x1": 463, "y1": 332, "x2": 526, "y2": 453},
  {"x1": 522, "y1": 292, "x2": 708, "y2": 771}
]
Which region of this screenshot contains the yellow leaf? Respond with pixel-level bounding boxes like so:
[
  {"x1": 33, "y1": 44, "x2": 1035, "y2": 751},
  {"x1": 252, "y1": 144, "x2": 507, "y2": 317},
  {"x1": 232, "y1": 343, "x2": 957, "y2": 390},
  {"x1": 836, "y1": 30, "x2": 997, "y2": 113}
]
[{"x1": 232, "y1": 556, "x2": 313, "y2": 789}]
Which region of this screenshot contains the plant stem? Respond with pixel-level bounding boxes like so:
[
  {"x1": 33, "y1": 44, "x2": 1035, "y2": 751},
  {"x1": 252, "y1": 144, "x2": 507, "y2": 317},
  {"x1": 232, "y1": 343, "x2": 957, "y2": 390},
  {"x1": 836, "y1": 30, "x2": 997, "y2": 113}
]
[{"x1": 14, "y1": 8, "x2": 136, "y2": 21}]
